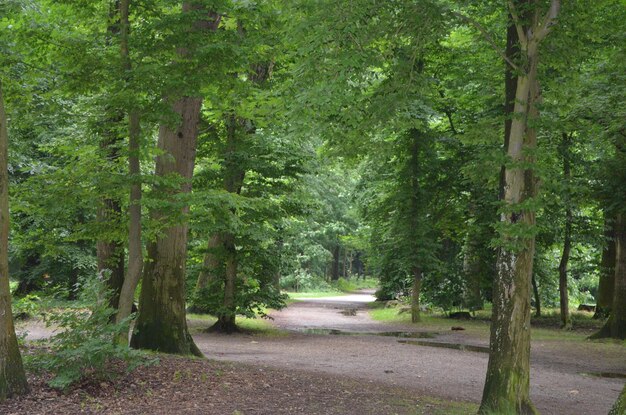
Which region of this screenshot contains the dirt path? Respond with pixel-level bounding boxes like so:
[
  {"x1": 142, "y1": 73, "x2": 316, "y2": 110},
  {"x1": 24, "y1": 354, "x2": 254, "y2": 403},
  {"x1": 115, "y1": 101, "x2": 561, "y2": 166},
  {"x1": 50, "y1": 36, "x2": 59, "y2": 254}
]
[{"x1": 192, "y1": 290, "x2": 626, "y2": 415}]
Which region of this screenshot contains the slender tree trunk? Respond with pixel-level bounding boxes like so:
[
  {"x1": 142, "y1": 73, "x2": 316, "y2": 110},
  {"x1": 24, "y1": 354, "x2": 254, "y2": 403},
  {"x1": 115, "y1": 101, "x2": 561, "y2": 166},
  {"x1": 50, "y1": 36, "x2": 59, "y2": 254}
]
[
  {"x1": 98, "y1": 0, "x2": 126, "y2": 310},
  {"x1": 331, "y1": 245, "x2": 340, "y2": 281},
  {"x1": 595, "y1": 215, "x2": 616, "y2": 318},
  {"x1": 411, "y1": 267, "x2": 422, "y2": 323},
  {"x1": 0, "y1": 80, "x2": 29, "y2": 402},
  {"x1": 480, "y1": 1, "x2": 560, "y2": 410},
  {"x1": 209, "y1": 115, "x2": 245, "y2": 333},
  {"x1": 532, "y1": 272, "x2": 541, "y2": 317},
  {"x1": 591, "y1": 213, "x2": 626, "y2": 339},
  {"x1": 463, "y1": 219, "x2": 484, "y2": 311},
  {"x1": 115, "y1": 0, "x2": 143, "y2": 342},
  {"x1": 558, "y1": 133, "x2": 572, "y2": 329}
]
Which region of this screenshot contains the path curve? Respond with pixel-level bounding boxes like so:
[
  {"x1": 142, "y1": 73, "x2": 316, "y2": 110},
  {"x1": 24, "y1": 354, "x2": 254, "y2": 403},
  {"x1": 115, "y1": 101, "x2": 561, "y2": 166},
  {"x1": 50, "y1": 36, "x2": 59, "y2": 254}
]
[{"x1": 192, "y1": 290, "x2": 626, "y2": 415}]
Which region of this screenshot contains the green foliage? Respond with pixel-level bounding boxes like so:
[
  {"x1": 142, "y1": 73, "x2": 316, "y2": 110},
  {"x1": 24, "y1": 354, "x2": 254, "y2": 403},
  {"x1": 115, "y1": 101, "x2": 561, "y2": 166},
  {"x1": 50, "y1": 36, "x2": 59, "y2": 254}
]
[
  {"x1": 27, "y1": 275, "x2": 153, "y2": 390},
  {"x1": 11, "y1": 293, "x2": 41, "y2": 320},
  {"x1": 280, "y1": 269, "x2": 334, "y2": 293}
]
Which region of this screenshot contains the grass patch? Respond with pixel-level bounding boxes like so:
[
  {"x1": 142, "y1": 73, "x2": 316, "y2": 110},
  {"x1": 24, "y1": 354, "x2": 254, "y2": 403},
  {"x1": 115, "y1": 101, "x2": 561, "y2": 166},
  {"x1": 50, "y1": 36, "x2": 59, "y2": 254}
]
[
  {"x1": 186, "y1": 314, "x2": 286, "y2": 337},
  {"x1": 414, "y1": 397, "x2": 479, "y2": 415}
]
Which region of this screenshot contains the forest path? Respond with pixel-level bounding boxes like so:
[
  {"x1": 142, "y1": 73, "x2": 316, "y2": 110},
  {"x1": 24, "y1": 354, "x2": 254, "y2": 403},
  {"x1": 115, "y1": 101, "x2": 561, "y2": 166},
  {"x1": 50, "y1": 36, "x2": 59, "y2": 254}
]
[{"x1": 192, "y1": 290, "x2": 626, "y2": 415}]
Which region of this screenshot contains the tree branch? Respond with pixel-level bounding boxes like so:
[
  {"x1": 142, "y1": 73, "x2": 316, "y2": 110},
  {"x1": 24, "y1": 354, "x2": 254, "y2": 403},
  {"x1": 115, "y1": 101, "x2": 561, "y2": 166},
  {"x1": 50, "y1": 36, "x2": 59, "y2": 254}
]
[
  {"x1": 507, "y1": 0, "x2": 527, "y2": 47},
  {"x1": 535, "y1": 0, "x2": 560, "y2": 41},
  {"x1": 452, "y1": 11, "x2": 520, "y2": 72}
]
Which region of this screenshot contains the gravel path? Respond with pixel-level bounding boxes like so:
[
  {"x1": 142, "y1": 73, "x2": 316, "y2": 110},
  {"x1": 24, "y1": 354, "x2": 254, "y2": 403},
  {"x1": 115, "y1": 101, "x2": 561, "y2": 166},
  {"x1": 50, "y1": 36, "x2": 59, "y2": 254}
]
[{"x1": 192, "y1": 290, "x2": 626, "y2": 415}]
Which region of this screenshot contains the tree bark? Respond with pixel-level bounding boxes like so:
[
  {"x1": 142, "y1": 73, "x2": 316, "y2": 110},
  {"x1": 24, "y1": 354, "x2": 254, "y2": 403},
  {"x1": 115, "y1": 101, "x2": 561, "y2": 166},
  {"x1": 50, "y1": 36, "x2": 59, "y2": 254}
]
[
  {"x1": 595, "y1": 214, "x2": 616, "y2": 318},
  {"x1": 0, "y1": 80, "x2": 29, "y2": 402},
  {"x1": 114, "y1": 0, "x2": 143, "y2": 343},
  {"x1": 480, "y1": 2, "x2": 560, "y2": 413},
  {"x1": 558, "y1": 132, "x2": 572, "y2": 329},
  {"x1": 591, "y1": 213, "x2": 626, "y2": 340},
  {"x1": 130, "y1": 96, "x2": 203, "y2": 356},
  {"x1": 130, "y1": 0, "x2": 219, "y2": 356},
  {"x1": 331, "y1": 245, "x2": 340, "y2": 281},
  {"x1": 411, "y1": 267, "x2": 422, "y2": 323}
]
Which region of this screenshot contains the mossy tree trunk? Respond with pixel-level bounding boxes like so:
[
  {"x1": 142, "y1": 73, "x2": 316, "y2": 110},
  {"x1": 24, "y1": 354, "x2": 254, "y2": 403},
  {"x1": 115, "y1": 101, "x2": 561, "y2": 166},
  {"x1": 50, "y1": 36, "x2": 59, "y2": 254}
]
[
  {"x1": 411, "y1": 267, "x2": 422, "y2": 323},
  {"x1": 0, "y1": 80, "x2": 29, "y2": 402},
  {"x1": 595, "y1": 214, "x2": 616, "y2": 319},
  {"x1": 479, "y1": 2, "x2": 560, "y2": 413}
]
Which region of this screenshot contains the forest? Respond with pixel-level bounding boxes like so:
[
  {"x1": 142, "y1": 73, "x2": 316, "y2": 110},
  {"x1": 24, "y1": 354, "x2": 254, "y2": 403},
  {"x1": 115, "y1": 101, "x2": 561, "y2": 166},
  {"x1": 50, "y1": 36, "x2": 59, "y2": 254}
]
[{"x1": 0, "y1": 0, "x2": 625, "y2": 414}]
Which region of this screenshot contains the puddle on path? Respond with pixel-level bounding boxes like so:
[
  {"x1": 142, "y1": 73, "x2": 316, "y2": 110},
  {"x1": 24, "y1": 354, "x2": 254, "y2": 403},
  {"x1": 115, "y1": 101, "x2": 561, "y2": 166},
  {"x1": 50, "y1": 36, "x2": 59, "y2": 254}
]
[
  {"x1": 398, "y1": 340, "x2": 489, "y2": 353},
  {"x1": 579, "y1": 372, "x2": 626, "y2": 379},
  {"x1": 297, "y1": 328, "x2": 438, "y2": 339}
]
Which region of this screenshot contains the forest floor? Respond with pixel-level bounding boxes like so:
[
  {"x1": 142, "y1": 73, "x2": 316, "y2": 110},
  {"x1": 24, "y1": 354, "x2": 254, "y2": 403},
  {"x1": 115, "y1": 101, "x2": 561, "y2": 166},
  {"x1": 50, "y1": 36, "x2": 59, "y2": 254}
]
[{"x1": 6, "y1": 291, "x2": 625, "y2": 415}]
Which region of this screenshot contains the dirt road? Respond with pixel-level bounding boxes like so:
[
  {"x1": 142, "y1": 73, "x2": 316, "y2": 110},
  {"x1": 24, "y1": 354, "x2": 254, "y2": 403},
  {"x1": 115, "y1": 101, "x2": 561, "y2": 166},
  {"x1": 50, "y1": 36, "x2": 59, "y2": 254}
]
[{"x1": 192, "y1": 290, "x2": 626, "y2": 415}]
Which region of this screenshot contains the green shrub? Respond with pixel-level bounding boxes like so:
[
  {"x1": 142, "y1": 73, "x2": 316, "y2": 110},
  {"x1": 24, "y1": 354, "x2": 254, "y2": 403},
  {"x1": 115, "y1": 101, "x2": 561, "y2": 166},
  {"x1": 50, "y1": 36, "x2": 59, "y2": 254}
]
[
  {"x1": 27, "y1": 274, "x2": 154, "y2": 390},
  {"x1": 280, "y1": 269, "x2": 334, "y2": 292},
  {"x1": 12, "y1": 293, "x2": 42, "y2": 320}
]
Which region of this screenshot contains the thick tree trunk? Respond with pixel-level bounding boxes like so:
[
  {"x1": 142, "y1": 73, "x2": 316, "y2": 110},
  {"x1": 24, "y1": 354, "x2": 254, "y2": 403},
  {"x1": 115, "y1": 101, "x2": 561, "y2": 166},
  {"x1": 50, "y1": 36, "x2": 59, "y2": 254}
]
[
  {"x1": 411, "y1": 267, "x2": 422, "y2": 323},
  {"x1": 558, "y1": 132, "x2": 572, "y2": 329},
  {"x1": 591, "y1": 213, "x2": 626, "y2": 340},
  {"x1": 130, "y1": 0, "x2": 219, "y2": 356},
  {"x1": 595, "y1": 215, "x2": 616, "y2": 318},
  {"x1": 130, "y1": 96, "x2": 202, "y2": 356},
  {"x1": 0, "y1": 80, "x2": 29, "y2": 401},
  {"x1": 115, "y1": 0, "x2": 143, "y2": 342}
]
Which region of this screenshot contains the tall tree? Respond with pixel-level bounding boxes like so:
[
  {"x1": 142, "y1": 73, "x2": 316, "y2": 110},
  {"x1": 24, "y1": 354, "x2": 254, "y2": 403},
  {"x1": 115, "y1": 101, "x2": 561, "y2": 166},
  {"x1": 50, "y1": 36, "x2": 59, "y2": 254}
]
[
  {"x1": 478, "y1": 1, "x2": 560, "y2": 413},
  {"x1": 0, "y1": 80, "x2": 29, "y2": 401},
  {"x1": 114, "y1": 0, "x2": 143, "y2": 340},
  {"x1": 130, "y1": 2, "x2": 220, "y2": 356},
  {"x1": 557, "y1": 132, "x2": 572, "y2": 329}
]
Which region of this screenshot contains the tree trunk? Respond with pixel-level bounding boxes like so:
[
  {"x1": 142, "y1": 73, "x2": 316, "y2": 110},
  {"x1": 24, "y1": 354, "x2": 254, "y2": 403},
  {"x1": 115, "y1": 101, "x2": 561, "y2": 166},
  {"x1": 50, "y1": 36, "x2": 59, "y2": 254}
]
[
  {"x1": 411, "y1": 267, "x2": 422, "y2": 323},
  {"x1": 208, "y1": 234, "x2": 238, "y2": 333},
  {"x1": 532, "y1": 272, "x2": 541, "y2": 317},
  {"x1": 115, "y1": 0, "x2": 143, "y2": 343},
  {"x1": 595, "y1": 215, "x2": 616, "y2": 318},
  {"x1": 98, "y1": 0, "x2": 126, "y2": 311},
  {"x1": 130, "y1": 0, "x2": 219, "y2": 356},
  {"x1": 463, "y1": 220, "x2": 484, "y2": 311},
  {"x1": 194, "y1": 234, "x2": 222, "y2": 292},
  {"x1": 130, "y1": 95, "x2": 202, "y2": 356},
  {"x1": 331, "y1": 245, "x2": 340, "y2": 281},
  {"x1": 558, "y1": 132, "x2": 572, "y2": 329},
  {"x1": 591, "y1": 213, "x2": 626, "y2": 340},
  {"x1": 0, "y1": 80, "x2": 29, "y2": 402},
  {"x1": 480, "y1": 1, "x2": 560, "y2": 410}
]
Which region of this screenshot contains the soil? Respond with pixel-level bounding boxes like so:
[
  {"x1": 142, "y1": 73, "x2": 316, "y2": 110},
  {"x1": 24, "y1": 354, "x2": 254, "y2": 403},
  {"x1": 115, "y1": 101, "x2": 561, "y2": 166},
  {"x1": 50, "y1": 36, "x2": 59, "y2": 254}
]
[{"x1": 6, "y1": 290, "x2": 626, "y2": 415}]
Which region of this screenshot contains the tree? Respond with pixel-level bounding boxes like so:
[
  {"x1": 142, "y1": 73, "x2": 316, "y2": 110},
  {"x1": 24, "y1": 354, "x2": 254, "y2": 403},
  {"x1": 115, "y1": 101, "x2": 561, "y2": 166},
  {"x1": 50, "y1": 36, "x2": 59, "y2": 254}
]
[
  {"x1": 130, "y1": 2, "x2": 220, "y2": 356},
  {"x1": 0, "y1": 79, "x2": 29, "y2": 401},
  {"x1": 114, "y1": 0, "x2": 143, "y2": 341},
  {"x1": 477, "y1": 1, "x2": 560, "y2": 413}
]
